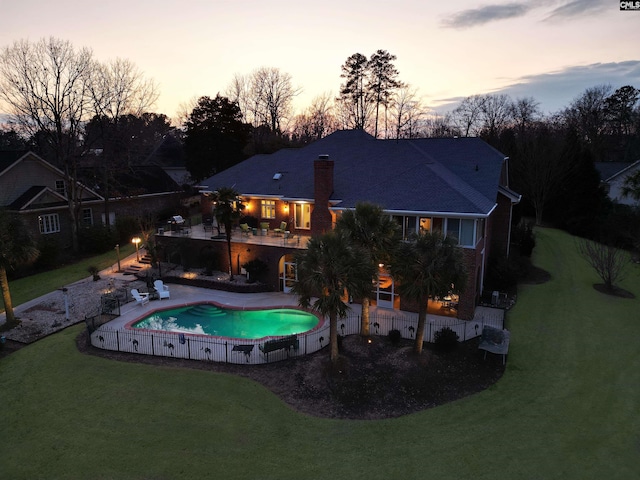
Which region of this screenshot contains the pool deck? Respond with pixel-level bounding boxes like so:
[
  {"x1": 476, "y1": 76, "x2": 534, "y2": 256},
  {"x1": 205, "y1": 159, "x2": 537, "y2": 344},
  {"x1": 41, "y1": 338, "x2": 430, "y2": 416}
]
[{"x1": 108, "y1": 284, "x2": 316, "y2": 330}]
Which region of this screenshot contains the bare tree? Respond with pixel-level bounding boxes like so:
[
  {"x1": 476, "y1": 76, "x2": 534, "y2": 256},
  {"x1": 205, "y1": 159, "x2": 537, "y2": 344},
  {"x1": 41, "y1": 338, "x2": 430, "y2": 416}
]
[
  {"x1": 290, "y1": 92, "x2": 338, "y2": 142},
  {"x1": 249, "y1": 67, "x2": 300, "y2": 133},
  {"x1": 86, "y1": 57, "x2": 159, "y2": 227},
  {"x1": 562, "y1": 84, "x2": 612, "y2": 160},
  {"x1": 509, "y1": 123, "x2": 566, "y2": 225},
  {"x1": 451, "y1": 95, "x2": 485, "y2": 137},
  {"x1": 480, "y1": 93, "x2": 512, "y2": 139},
  {"x1": 388, "y1": 85, "x2": 427, "y2": 138},
  {"x1": 0, "y1": 37, "x2": 94, "y2": 251},
  {"x1": 577, "y1": 237, "x2": 631, "y2": 292},
  {"x1": 175, "y1": 96, "x2": 199, "y2": 129},
  {"x1": 509, "y1": 96, "x2": 542, "y2": 135},
  {"x1": 224, "y1": 73, "x2": 252, "y2": 124}
]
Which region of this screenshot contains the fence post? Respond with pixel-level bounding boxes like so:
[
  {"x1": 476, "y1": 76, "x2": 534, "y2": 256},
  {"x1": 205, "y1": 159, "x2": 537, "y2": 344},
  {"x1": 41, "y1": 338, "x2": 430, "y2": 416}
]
[
  {"x1": 116, "y1": 330, "x2": 120, "y2": 351},
  {"x1": 187, "y1": 339, "x2": 191, "y2": 359},
  {"x1": 225, "y1": 341, "x2": 228, "y2": 363},
  {"x1": 151, "y1": 334, "x2": 155, "y2": 355}
]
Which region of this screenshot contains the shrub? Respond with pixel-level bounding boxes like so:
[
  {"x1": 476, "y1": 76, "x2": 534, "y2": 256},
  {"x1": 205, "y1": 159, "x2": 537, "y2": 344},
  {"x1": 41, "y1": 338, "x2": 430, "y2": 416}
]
[
  {"x1": 199, "y1": 248, "x2": 219, "y2": 276},
  {"x1": 388, "y1": 329, "x2": 402, "y2": 345},
  {"x1": 34, "y1": 237, "x2": 60, "y2": 270},
  {"x1": 433, "y1": 327, "x2": 459, "y2": 352},
  {"x1": 115, "y1": 216, "x2": 140, "y2": 244},
  {"x1": 78, "y1": 225, "x2": 117, "y2": 254},
  {"x1": 87, "y1": 265, "x2": 100, "y2": 281},
  {"x1": 242, "y1": 258, "x2": 268, "y2": 283}
]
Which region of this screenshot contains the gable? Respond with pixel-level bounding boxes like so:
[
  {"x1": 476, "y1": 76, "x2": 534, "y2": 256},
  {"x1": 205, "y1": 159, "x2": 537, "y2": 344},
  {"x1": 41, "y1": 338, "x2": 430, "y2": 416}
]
[{"x1": 0, "y1": 150, "x2": 103, "y2": 207}]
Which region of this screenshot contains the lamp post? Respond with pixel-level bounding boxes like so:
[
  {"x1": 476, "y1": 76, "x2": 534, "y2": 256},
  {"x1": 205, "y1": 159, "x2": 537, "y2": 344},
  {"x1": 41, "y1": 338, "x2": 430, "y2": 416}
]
[
  {"x1": 132, "y1": 237, "x2": 141, "y2": 262},
  {"x1": 115, "y1": 244, "x2": 121, "y2": 272}
]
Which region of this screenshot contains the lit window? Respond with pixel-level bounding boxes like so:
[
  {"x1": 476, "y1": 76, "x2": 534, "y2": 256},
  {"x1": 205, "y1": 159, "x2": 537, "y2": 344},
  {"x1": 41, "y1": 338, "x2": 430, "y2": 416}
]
[
  {"x1": 294, "y1": 203, "x2": 311, "y2": 229},
  {"x1": 39, "y1": 213, "x2": 60, "y2": 234},
  {"x1": 261, "y1": 200, "x2": 276, "y2": 219}
]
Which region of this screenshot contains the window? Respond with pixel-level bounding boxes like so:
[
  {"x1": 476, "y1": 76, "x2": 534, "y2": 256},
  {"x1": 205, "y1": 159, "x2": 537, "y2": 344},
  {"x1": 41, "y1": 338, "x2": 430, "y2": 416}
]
[
  {"x1": 392, "y1": 215, "x2": 418, "y2": 240},
  {"x1": 294, "y1": 203, "x2": 311, "y2": 229},
  {"x1": 261, "y1": 200, "x2": 276, "y2": 219},
  {"x1": 39, "y1": 213, "x2": 60, "y2": 234},
  {"x1": 445, "y1": 218, "x2": 476, "y2": 247},
  {"x1": 55, "y1": 180, "x2": 66, "y2": 196},
  {"x1": 419, "y1": 217, "x2": 432, "y2": 232},
  {"x1": 82, "y1": 208, "x2": 93, "y2": 226}
]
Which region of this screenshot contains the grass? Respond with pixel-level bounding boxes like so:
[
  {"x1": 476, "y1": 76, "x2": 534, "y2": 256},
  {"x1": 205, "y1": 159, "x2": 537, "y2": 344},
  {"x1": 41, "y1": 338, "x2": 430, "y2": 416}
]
[
  {"x1": 0, "y1": 244, "x2": 135, "y2": 314},
  {"x1": 1, "y1": 228, "x2": 639, "y2": 479}
]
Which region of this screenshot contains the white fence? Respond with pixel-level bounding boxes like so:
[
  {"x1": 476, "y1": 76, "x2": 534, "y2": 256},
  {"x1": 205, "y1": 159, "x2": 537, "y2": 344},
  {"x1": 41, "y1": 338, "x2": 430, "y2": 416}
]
[{"x1": 90, "y1": 308, "x2": 504, "y2": 365}]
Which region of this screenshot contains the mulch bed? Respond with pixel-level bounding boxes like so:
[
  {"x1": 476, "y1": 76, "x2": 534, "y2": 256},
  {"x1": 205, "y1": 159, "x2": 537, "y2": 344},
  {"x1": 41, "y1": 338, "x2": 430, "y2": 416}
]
[{"x1": 74, "y1": 330, "x2": 506, "y2": 420}]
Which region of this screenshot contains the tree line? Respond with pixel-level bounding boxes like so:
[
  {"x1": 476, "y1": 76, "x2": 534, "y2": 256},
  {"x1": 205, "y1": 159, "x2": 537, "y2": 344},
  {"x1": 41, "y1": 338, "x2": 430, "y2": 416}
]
[{"x1": 2, "y1": 37, "x2": 640, "y2": 251}]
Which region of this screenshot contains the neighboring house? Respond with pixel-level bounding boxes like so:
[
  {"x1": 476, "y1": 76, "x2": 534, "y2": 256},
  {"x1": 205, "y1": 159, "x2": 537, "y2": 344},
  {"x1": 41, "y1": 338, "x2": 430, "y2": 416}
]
[
  {"x1": 594, "y1": 160, "x2": 640, "y2": 206},
  {"x1": 191, "y1": 130, "x2": 520, "y2": 320},
  {"x1": 0, "y1": 150, "x2": 103, "y2": 247},
  {"x1": 0, "y1": 150, "x2": 182, "y2": 248}
]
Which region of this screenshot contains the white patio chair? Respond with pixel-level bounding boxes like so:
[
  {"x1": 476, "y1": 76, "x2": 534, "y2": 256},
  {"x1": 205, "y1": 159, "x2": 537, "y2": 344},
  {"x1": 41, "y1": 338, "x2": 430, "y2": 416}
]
[
  {"x1": 131, "y1": 288, "x2": 150, "y2": 306},
  {"x1": 153, "y1": 280, "x2": 170, "y2": 299}
]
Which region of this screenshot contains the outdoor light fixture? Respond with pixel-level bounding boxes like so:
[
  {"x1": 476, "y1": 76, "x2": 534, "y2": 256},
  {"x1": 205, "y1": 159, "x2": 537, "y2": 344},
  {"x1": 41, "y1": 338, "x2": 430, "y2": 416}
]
[{"x1": 131, "y1": 236, "x2": 141, "y2": 262}]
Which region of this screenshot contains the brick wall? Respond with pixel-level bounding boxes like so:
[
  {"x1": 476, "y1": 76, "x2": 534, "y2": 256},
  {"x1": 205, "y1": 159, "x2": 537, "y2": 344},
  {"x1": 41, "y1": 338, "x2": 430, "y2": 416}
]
[{"x1": 310, "y1": 155, "x2": 333, "y2": 235}]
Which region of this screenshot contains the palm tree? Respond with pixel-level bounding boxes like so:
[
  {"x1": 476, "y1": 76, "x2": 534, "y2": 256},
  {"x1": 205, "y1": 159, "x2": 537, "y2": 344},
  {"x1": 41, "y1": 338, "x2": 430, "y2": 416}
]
[
  {"x1": 292, "y1": 231, "x2": 375, "y2": 364},
  {"x1": 335, "y1": 202, "x2": 400, "y2": 336},
  {"x1": 390, "y1": 231, "x2": 466, "y2": 354},
  {"x1": 0, "y1": 209, "x2": 39, "y2": 328},
  {"x1": 210, "y1": 187, "x2": 245, "y2": 280}
]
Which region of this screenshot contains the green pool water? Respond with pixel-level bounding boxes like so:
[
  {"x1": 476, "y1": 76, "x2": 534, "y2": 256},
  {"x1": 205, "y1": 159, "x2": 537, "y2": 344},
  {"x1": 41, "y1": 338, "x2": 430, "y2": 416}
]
[{"x1": 131, "y1": 304, "x2": 319, "y2": 339}]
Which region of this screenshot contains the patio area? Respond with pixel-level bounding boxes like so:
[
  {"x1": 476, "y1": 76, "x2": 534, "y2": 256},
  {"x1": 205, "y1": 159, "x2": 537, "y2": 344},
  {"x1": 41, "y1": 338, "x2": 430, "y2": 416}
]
[{"x1": 158, "y1": 223, "x2": 310, "y2": 249}]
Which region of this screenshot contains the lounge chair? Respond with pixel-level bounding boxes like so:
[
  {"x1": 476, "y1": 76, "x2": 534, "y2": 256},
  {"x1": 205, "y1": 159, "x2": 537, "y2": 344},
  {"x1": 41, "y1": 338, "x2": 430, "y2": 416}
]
[
  {"x1": 273, "y1": 221, "x2": 287, "y2": 236},
  {"x1": 260, "y1": 222, "x2": 270, "y2": 235},
  {"x1": 153, "y1": 280, "x2": 170, "y2": 299},
  {"x1": 131, "y1": 288, "x2": 149, "y2": 306},
  {"x1": 239, "y1": 223, "x2": 250, "y2": 237}
]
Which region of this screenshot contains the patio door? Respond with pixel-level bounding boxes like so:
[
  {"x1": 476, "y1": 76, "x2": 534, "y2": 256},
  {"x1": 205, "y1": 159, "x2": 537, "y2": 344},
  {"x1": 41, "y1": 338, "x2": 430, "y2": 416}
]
[
  {"x1": 376, "y1": 273, "x2": 395, "y2": 309},
  {"x1": 281, "y1": 261, "x2": 297, "y2": 293}
]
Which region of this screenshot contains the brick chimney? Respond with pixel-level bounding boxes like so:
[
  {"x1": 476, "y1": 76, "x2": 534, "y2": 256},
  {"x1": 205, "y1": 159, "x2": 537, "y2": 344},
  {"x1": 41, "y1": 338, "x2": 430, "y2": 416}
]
[{"x1": 311, "y1": 154, "x2": 333, "y2": 234}]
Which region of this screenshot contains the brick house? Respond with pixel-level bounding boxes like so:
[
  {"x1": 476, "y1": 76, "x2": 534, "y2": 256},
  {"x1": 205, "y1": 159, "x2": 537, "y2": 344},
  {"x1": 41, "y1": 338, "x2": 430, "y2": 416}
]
[{"x1": 194, "y1": 130, "x2": 520, "y2": 320}]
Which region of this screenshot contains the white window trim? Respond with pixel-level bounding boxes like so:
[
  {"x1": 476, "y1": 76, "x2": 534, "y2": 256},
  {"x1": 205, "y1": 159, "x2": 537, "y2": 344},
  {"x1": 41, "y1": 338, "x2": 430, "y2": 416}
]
[
  {"x1": 39, "y1": 213, "x2": 61, "y2": 234},
  {"x1": 261, "y1": 200, "x2": 276, "y2": 219}
]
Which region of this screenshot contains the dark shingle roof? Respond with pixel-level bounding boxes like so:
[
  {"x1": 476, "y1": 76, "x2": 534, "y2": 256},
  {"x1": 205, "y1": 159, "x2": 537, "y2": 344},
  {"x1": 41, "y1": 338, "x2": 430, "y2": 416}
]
[
  {"x1": 201, "y1": 130, "x2": 508, "y2": 216},
  {"x1": 0, "y1": 150, "x2": 28, "y2": 174},
  {"x1": 8, "y1": 186, "x2": 66, "y2": 210},
  {"x1": 594, "y1": 161, "x2": 640, "y2": 181}
]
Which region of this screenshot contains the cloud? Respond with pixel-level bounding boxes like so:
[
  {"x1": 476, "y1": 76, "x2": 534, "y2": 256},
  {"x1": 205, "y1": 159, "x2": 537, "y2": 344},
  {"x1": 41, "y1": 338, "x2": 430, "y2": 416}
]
[
  {"x1": 543, "y1": 0, "x2": 609, "y2": 21},
  {"x1": 441, "y1": 0, "x2": 610, "y2": 29},
  {"x1": 441, "y1": 2, "x2": 533, "y2": 28},
  {"x1": 433, "y1": 61, "x2": 640, "y2": 114}
]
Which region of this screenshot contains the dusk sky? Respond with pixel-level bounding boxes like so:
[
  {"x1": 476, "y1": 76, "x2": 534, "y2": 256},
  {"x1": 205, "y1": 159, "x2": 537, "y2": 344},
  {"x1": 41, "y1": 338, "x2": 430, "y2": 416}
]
[{"x1": 1, "y1": 0, "x2": 639, "y2": 122}]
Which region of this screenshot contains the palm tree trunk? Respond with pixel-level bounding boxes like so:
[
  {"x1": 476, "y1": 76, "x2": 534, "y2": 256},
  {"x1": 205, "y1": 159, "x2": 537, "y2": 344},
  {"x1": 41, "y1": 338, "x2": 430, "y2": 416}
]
[
  {"x1": 329, "y1": 312, "x2": 339, "y2": 363},
  {"x1": 225, "y1": 228, "x2": 234, "y2": 280},
  {"x1": 360, "y1": 296, "x2": 371, "y2": 336},
  {"x1": 0, "y1": 266, "x2": 17, "y2": 327},
  {"x1": 413, "y1": 294, "x2": 428, "y2": 354}
]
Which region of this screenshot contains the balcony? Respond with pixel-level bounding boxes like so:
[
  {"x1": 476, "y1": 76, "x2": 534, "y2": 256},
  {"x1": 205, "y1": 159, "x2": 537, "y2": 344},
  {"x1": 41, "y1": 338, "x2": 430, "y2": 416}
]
[{"x1": 157, "y1": 223, "x2": 310, "y2": 249}]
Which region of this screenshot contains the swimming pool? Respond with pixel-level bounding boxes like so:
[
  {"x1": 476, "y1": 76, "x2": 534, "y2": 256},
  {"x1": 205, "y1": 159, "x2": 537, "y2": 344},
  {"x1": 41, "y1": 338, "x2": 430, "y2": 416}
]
[{"x1": 130, "y1": 303, "x2": 320, "y2": 339}]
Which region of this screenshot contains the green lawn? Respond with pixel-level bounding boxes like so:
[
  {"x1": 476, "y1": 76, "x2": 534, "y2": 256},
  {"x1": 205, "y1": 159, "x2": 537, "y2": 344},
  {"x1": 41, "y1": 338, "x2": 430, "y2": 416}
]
[
  {"x1": 1, "y1": 244, "x2": 134, "y2": 313},
  {"x1": 1, "y1": 228, "x2": 638, "y2": 479}
]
